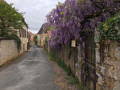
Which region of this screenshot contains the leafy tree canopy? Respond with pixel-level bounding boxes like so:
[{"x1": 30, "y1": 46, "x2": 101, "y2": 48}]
[
  {"x1": 0, "y1": 1, "x2": 24, "y2": 37},
  {"x1": 34, "y1": 35, "x2": 38, "y2": 45}
]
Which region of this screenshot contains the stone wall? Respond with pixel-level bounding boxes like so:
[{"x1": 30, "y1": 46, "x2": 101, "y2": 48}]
[
  {"x1": 44, "y1": 43, "x2": 78, "y2": 74},
  {"x1": 0, "y1": 39, "x2": 19, "y2": 65},
  {"x1": 96, "y1": 40, "x2": 120, "y2": 90},
  {"x1": 75, "y1": 29, "x2": 120, "y2": 90},
  {"x1": 95, "y1": 28, "x2": 120, "y2": 90},
  {"x1": 44, "y1": 29, "x2": 120, "y2": 90},
  {"x1": 53, "y1": 46, "x2": 78, "y2": 74}
]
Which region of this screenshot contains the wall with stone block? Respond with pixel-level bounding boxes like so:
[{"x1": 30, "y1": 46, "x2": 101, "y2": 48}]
[
  {"x1": 44, "y1": 42, "x2": 78, "y2": 74},
  {"x1": 53, "y1": 46, "x2": 78, "y2": 74},
  {"x1": 75, "y1": 29, "x2": 120, "y2": 90},
  {"x1": 0, "y1": 40, "x2": 19, "y2": 65},
  {"x1": 96, "y1": 39, "x2": 120, "y2": 90}
]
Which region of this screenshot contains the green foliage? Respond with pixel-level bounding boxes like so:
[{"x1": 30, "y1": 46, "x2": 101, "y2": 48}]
[
  {"x1": 67, "y1": 76, "x2": 79, "y2": 85},
  {"x1": 79, "y1": 86, "x2": 89, "y2": 90},
  {"x1": 56, "y1": 58, "x2": 72, "y2": 76},
  {"x1": 72, "y1": 76, "x2": 79, "y2": 84},
  {"x1": 4, "y1": 33, "x2": 21, "y2": 50},
  {"x1": 49, "y1": 51, "x2": 79, "y2": 85},
  {"x1": 49, "y1": 52, "x2": 72, "y2": 76},
  {"x1": 46, "y1": 25, "x2": 53, "y2": 31},
  {"x1": 98, "y1": 14, "x2": 120, "y2": 42},
  {"x1": 33, "y1": 35, "x2": 38, "y2": 45},
  {"x1": 0, "y1": 2, "x2": 24, "y2": 37},
  {"x1": 66, "y1": 45, "x2": 71, "y2": 59},
  {"x1": 49, "y1": 52, "x2": 55, "y2": 60}
]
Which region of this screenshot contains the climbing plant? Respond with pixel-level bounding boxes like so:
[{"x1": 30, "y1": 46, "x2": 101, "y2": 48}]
[
  {"x1": 98, "y1": 14, "x2": 120, "y2": 42},
  {"x1": 44, "y1": 0, "x2": 120, "y2": 48},
  {"x1": 0, "y1": 2, "x2": 24, "y2": 37}
]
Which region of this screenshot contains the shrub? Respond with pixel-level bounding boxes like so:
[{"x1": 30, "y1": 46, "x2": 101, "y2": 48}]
[{"x1": 33, "y1": 35, "x2": 38, "y2": 45}]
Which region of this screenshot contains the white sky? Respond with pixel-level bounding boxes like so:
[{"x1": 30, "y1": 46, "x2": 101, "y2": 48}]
[{"x1": 5, "y1": 0, "x2": 65, "y2": 33}]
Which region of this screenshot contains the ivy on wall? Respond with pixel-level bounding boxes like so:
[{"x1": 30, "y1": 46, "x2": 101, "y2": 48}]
[{"x1": 99, "y1": 14, "x2": 120, "y2": 42}]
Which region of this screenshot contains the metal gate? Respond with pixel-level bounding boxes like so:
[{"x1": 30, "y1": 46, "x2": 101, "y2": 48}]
[{"x1": 81, "y1": 31, "x2": 97, "y2": 90}]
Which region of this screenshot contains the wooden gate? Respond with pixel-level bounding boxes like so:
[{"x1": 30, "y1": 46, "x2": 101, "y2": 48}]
[{"x1": 81, "y1": 31, "x2": 97, "y2": 90}]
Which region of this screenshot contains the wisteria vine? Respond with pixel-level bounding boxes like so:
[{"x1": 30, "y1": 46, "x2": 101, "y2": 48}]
[{"x1": 44, "y1": 0, "x2": 120, "y2": 48}]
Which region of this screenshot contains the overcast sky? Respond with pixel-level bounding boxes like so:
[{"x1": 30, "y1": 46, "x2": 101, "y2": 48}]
[{"x1": 4, "y1": 0, "x2": 65, "y2": 33}]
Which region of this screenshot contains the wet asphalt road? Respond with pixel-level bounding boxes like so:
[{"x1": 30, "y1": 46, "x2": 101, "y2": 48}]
[{"x1": 0, "y1": 46, "x2": 59, "y2": 90}]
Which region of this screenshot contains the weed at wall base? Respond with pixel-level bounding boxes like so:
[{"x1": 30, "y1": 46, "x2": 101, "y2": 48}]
[
  {"x1": 49, "y1": 52, "x2": 71, "y2": 76},
  {"x1": 49, "y1": 52, "x2": 79, "y2": 85}
]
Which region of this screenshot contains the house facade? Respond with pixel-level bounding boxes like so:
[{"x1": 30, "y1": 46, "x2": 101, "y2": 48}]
[
  {"x1": 38, "y1": 31, "x2": 48, "y2": 47},
  {"x1": 17, "y1": 22, "x2": 28, "y2": 53},
  {"x1": 37, "y1": 26, "x2": 44, "y2": 47},
  {"x1": 37, "y1": 24, "x2": 51, "y2": 47}
]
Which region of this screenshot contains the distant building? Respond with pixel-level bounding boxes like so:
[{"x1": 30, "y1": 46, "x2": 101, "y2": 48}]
[
  {"x1": 37, "y1": 23, "x2": 52, "y2": 47},
  {"x1": 27, "y1": 31, "x2": 34, "y2": 49},
  {"x1": 30, "y1": 34, "x2": 37, "y2": 45},
  {"x1": 37, "y1": 25, "x2": 44, "y2": 47},
  {"x1": 28, "y1": 31, "x2": 34, "y2": 42}
]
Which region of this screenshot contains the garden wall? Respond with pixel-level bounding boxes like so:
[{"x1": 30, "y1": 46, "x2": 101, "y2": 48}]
[
  {"x1": 0, "y1": 39, "x2": 19, "y2": 65},
  {"x1": 96, "y1": 40, "x2": 120, "y2": 90},
  {"x1": 53, "y1": 47, "x2": 78, "y2": 74},
  {"x1": 44, "y1": 43, "x2": 78, "y2": 74},
  {"x1": 44, "y1": 31, "x2": 120, "y2": 90}
]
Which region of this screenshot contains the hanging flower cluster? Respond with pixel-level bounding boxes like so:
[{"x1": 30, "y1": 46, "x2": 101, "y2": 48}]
[{"x1": 45, "y1": 0, "x2": 120, "y2": 48}]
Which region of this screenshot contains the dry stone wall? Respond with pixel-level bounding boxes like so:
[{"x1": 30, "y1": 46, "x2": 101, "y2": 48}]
[
  {"x1": 52, "y1": 46, "x2": 78, "y2": 74},
  {"x1": 44, "y1": 43, "x2": 78, "y2": 74},
  {"x1": 44, "y1": 29, "x2": 120, "y2": 90},
  {"x1": 75, "y1": 29, "x2": 120, "y2": 90},
  {"x1": 95, "y1": 30, "x2": 120, "y2": 90}
]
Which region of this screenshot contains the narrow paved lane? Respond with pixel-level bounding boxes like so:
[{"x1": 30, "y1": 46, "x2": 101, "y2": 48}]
[{"x1": 0, "y1": 46, "x2": 59, "y2": 90}]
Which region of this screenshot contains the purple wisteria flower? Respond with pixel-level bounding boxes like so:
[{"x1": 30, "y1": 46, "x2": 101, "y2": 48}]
[
  {"x1": 75, "y1": 63, "x2": 79, "y2": 68},
  {"x1": 82, "y1": 52, "x2": 85, "y2": 59},
  {"x1": 82, "y1": 42, "x2": 85, "y2": 49},
  {"x1": 80, "y1": 37, "x2": 83, "y2": 43},
  {"x1": 84, "y1": 75, "x2": 86, "y2": 80},
  {"x1": 78, "y1": 70, "x2": 82, "y2": 76},
  {"x1": 45, "y1": 0, "x2": 120, "y2": 48}
]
